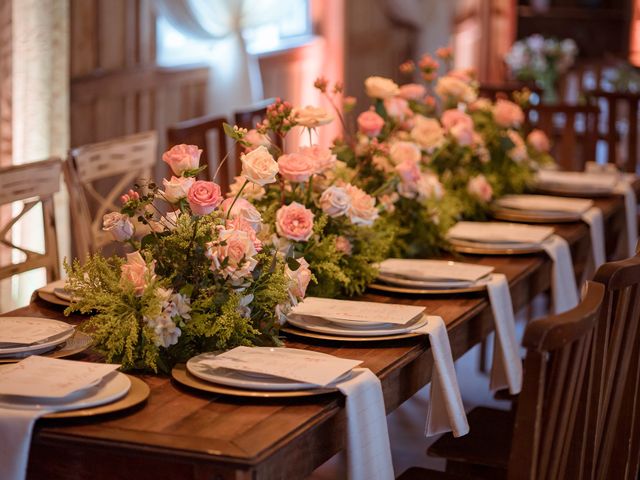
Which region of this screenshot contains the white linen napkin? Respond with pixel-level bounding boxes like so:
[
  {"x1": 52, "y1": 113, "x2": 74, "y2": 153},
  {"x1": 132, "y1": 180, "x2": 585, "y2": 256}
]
[
  {"x1": 613, "y1": 180, "x2": 638, "y2": 258},
  {"x1": 412, "y1": 316, "x2": 469, "y2": 438},
  {"x1": 581, "y1": 207, "x2": 606, "y2": 270},
  {"x1": 541, "y1": 235, "x2": 579, "y2": 314},
  {"x1": 336, "y1": 368, "x2": 394, "y2": 480},
  {"x1": 485, "y1": 274, "x2": 523, "y2": 395}
]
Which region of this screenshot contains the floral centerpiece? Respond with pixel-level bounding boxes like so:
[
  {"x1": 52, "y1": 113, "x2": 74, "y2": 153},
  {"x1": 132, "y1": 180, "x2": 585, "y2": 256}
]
[
  {"x1": 65, "y1": 145, "x2": 309, "y2": 373},
  {"x1": 505, "y1": 34, "x2": 578, "y2": 102},
  {"x1": 224, "y1": 98, "x2": 396, "y2": 298}
]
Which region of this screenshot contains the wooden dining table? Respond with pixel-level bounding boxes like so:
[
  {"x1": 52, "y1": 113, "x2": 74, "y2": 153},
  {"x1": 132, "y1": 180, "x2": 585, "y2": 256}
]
[{"x1": 5, "y1": 189, "x2": 636, "y2": 480}]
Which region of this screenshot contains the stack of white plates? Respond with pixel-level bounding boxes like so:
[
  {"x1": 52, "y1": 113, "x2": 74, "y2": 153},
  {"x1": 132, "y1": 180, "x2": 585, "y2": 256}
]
[
  {"x1": 0, "y1": 317, "x2": 75, "y2": 358},
  {"x1": 493, "y1": 194, "x2": 593, "y2": 223},
  {"x1": 535, "y1": 170, "x2": 618, "y2": 196},
  {"x1": 377, "y1": 259, "x2": 494, "y2": 291},
  {"x1": 447, "y1": 222, "x2": 554, "y2": 254}
]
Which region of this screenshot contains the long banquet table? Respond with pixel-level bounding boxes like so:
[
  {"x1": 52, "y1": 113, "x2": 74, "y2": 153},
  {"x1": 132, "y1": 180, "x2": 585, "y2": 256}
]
[{"x1": 5, "y1": 191, "x2": 635, "y2": 480}]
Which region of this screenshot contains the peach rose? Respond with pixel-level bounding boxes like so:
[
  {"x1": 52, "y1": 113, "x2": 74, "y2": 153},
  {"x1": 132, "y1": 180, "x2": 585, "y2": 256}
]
[
  {"x1": 467, "y1": 174, "x2": 493, "y2": 202},
  {"x1": 298, "y1": 145, "x2": 337, "y2": 174},
  {"x1": 441, "y1": 109, "x2": 474, "y2": 131},
  {"x1": 507, "y1": 130, "x2": 527, "y2": 162},
  {"x1": 228, "y1": 175, "x2": 265, "y2": 200},
  {"x1": 357, "y1": 109, "x2": 385, "y2": 137},
  {"x1": 335, "y1": 236, "x2": 353, "y2": 255},
  {"x1": 450, "y1": 123, "x2": 475, "y2": 147},
  {"x1": 161, "y1": 175, "x2": 195, "y2": 203},
  {"x1": 390, "y1": 141, "x2": 421, "y2": 165},
  {"x1": 187, "y1": 180, "x2": 223, "y2": 215},
  {"x1": 411, "y1": 116, "x2": 445, "y2": 152},
  {"x1": 102, "y1": 212, "x2": 134, "y2": 242},
  {"x1": 527, "y1": 129, "x2": 551, "y2": 153},
  {"x1": 244, "y1": 129, "x2": 271, "y2": 150},
  {"x1": 286, "y1": 257, "x2": 312, "y2": 299},
  {"x1": 493, "y1": 99, "x2": 525, "y2": 128},
  {"x1": 383, "y1": 96, "x2": 412, "y2": 121},
  {"x1": 364, "y1": 76, "x2": 400, "y2": 99},
  {"x1": 278, "y1": 152, "x2": 316, "y2": 182},
  {"x1": 276, "y1": 202, "x2": 315, "y2": 242},
  {"x1": 206, "y1": 227, "x2": 258, "y2": 282},
  {"x1": 399, "y1": 83, "x2": 427, "y2": 101},
  {"x1": 345, "y1": 184, "x2": 379, "y2": 226},
  {"x1": 320, "y1": 185, "x2": 351, "y2": 217},
  {"x1": 417, "y1": 172, "x2": 444, "y2": 201},
  {"x1": 294, "y1": 106, "x2": 333, "y2": 128},
  {"x1": 162, "y1": 144, "x2": 202, "y2": 176},
  {"x1": 469, "y1": 98, "x2": 493, "y2": 112},
  {"x1": 435, "y1": 75, "x2": 477, "y2": 104},
  {"x1": 220, "y1": 197, "x2": 262, "y2": 231},
  {"x1": 241, "y1": 145, "x2": 279, "y2": 186},
  {"x1": 120, "y1": 251, "x2": 155, "y2": 296}
]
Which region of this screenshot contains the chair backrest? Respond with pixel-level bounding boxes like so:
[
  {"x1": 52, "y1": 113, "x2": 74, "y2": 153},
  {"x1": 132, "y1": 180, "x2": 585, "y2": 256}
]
[
  {"x1": 65, "y1": 131, "x2": 158, "y2": 260},
  {"x1": 0, "y1": 158, "x2": 62, "y2": 282},
  {"x1": 508, "y1": 281, "x2": 605, "y2": 480},
  {"x1": 526, "y1": 103, "x2": 599, "y2": 171},
  {"x1": 585, "y1": 90, "x2": 640, "y2": 174},
  {"x1": 590, "y1": 254, "x2": 640, "y2": 480},
  {"x1": 166, "y1": 115, "x2": 230, "y2": 189},
  {"x1": 233, "y1": 98, "x2": 274, "y2": 131}
]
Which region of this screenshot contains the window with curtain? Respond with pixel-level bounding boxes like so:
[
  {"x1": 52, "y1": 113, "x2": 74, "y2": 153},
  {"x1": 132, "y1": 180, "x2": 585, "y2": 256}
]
[{"x1": 156, "y1": 0, "x2": 312, "y2": 67}]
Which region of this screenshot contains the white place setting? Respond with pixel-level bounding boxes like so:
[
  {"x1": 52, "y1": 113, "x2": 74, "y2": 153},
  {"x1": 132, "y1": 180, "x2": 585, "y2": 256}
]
[{"x1": 36, "y1": 279, "x2": 73, "y2": 307}]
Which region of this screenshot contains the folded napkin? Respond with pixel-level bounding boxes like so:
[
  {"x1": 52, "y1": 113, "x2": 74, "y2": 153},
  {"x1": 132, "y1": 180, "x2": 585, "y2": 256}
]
[
  {"x1": 541, "y1": 235, "x2": 579, "y2": 314},
  {"x1": 536, "y1": 170, "x2": 618, "y2": 192},
  {"x1": 496, "y1": 194, "x2": 593, "y2": 214},
  {"x1": 412, "y1": 316, "x2": 469, "y2": 437},
  {"x1": 613, "y1": 180, "x2": 638, "y2": 258},
  {"x1": 378, "y1": 258, "x2": 493, "y2": 283},
  {"x1": 581, "y1": 207, "x2": 606, "y2": 270},
  {"x1": 485, "y1": 274, "x2": 523, "y2": 395},
  {"x1": 447, "y1": 222, "x2": 553, "y2": 244},
  {"x1": 337, "y1": 368, "x2": 394, "y2": 480}
]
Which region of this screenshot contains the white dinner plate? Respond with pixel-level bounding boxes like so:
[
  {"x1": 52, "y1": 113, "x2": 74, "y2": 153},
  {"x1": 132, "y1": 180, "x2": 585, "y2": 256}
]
[
  {"x1": 0, "y1": 317, "x2": 75, "y2": 355},
  {"x1": 186, "y1": 351, "x2": 352, "y2": 391},
  {"x1": 378, "y1": 274, "x2": 493, "y2": 290},
  {"x1": 0, "y1": 371, "x2": 130, "y2": 411},
  {"x1": 286, "y1": 314, "x2": 428, "y2": 337}
]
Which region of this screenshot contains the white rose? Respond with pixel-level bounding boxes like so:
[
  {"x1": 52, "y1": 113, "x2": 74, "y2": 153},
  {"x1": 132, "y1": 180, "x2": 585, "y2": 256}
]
[
  {"x1": 364, "y1": 76, "x2": 400, "y2": 99},
  {"x1": 411, "y1": 116, "x2": 445, "y2": 152},
  {"x1": 294, "y1": 106, "x2": 333, "y2": 128},
  {"x1": 435, "y1": 76, "x2": 477, "y2": 104},
  {"x1": 240, "y1": 145, "x2": 279, "y2": 186},
  {"x1": 319, "y1": 186, "x2": 351, "y2": 217},
  {"x1": 390, "y1": 141, "x2": 422, "y2": 165},
  {"x1": 161, "y1": 175, "x2": 195, "y2": 203},
  {"x1": 102, "y1": 212, "x2": 134, "y2": 241}
]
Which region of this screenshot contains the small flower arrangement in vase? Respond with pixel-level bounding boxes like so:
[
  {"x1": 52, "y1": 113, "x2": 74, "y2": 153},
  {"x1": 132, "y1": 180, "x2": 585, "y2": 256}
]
[
  {"x1": 65, "y1": 144, "x2": 307, "y2": 373},
  {"x1": 224, "y1": 98, "x2": 396, "y2": 298}
]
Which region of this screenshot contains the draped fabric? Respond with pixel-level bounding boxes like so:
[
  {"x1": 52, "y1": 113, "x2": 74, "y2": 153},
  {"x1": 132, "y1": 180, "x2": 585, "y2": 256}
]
[{"x1": 155, "y1": 0, "x2": 280, "y2": 116}]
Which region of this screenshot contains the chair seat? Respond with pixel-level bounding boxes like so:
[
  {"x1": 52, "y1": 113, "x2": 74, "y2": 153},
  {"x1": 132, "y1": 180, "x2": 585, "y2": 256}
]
[
  {"x1": 427, "y1": 407, "x2": 513, "y2": 470},
  {"x1": 397, "y1": 466, "x2": 476, "y2": 479}
]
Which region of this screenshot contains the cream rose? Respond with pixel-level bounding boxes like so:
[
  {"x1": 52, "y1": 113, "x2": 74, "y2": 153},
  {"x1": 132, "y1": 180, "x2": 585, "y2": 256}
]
[
  {"x1": 298, "y1": 145, "x2": 337, "y2": 174},
  {"x1": 102, "y1": 212, "x2": 134, "y2": 242},
  {"x1": 244, "y1": 129, "x2": 271, "y2": 150},
  {"x1": 241, "y1": 146, "x2": 279, "y2": 186},
  {"x1": 161, "y1": 175, "x2": 195, "y2": 203},
  {"x1": 390, "y1": 141, "x2": 422, "y2": 165},
  {"x1": 228, "y1": 175, "x2": 265, "y2": 200},
  {"x1": 319, "y1": 185, "x2": 351, "y2": 217},
  {"x1": 417, "y1": 172, "x2": 444, "y2": 201},
  {"x1": 294, "y1": 106, "x2": 333, "y2": 128},
  {"x1": 206, "y1": 227, "x2": 258, "y2": 283},
  {"x1": 399, "y1": 83, "x2": 427, "y2": 101},
  {"x1": 435, "y1": 75, "x2": 477, "y2": 104},
  {"x1": 493, "y1": 99, "x2": 525, "y2": 128},
  {"x1": 345, "y1": 184, "x2": 379, "y2": 226},
  {"x1": 383, "y1": 97, "x2": 412, "y2": 121},
  {"x1": 278, "y1": 153, "x2": 316, "y2": 183},
  {"x1": 162, "y1": 144, "x2": 202, "y2": 176},
  {"x1": 411, "y1": 116, "x2": 445, "y2": 152},
  {"x1": 365, "y1": 76, "x2": 400, "y2": 99},
  {"x1": 286, "y1": 257, "x2": 312, "y2": 300}
]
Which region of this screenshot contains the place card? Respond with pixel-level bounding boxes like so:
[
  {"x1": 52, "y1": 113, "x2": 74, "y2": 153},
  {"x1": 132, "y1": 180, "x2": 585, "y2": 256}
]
[
  {"x1": 198, "y1": 346, "x2": 362, "y2": 386},
  {"x1": 379, "y1": 259, "x2": 494, "y2": 283},
  {"x1": 447, "y1": 222, "x2": 554, "y2": 244},
  {"x1": 0, "y1": 317, "x2": 74, "y2": 345},
  {"x1": 0, "y1": 356, "x2": 120, "y2": 399},
  {"x1": 290, "y1": 297, "x2": 425, "y2": 325},
  {"x1": 496, "y1": 195, "x2": 593, "y2": 214}
]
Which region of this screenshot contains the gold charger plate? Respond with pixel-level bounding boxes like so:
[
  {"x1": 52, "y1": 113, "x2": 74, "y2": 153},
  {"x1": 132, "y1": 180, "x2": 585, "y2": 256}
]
[
  {"x1": 281, "y1": 325, "x2": 425, "y2": 342},
  {"x1": 534, "y1": 186, "x2": 613, "y2": 198},
  {"x1": 44, "y1": 375, "x2": 149, "y2": 419},
  {"x1": 0, "y1": 332, "x2": 92, "y2": 364},
  {"x1": 449, "y1": 239, "x2": 543, "y2": 255},
  {"x1": 492, "y1": 209, "x2": 580, "y2": 224},
  {"x1": 37, "y1": 290, "x2": 70, "y2": 307},
  {"x1": 368, "y1": 281, "x2": 487, "y2": 295},
  {"x1": 171, "y1": 363, "x2": 339, "y2": 398}
]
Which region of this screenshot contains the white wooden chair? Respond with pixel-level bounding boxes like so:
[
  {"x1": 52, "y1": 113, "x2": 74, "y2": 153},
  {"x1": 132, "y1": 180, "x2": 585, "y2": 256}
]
[
  {"x1": 0, "y1": 158, "x2": 62, "y2": 282},
  {"x1": 64, "y1": 131, "x2": 158, "y2": 260}
]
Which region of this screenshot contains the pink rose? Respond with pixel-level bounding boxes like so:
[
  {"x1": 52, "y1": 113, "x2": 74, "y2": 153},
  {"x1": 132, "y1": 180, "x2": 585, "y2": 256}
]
[
  {"x1": 161, "y1": 175, "x2": 195, "y2": 203},
  {"x1": 467, "y1": 174, "x2": 493, "y2": 202},
  {"x1": 390, "y1": 141, "x2": 421, "y2": 165},
  {"x1": 395, "y1": 159, "x2": 421, "y2": 198},
  {"x1": 527, "y1": 129, "x2": 551, "y2": 153},
  {"x1": 450, "y1": 123, "x2": 475, "y2": 147},
  {"x1": 383, "y1": 96, "x2": 412, "y2": 121},
  {"x1": 278, "y1": 152, "x2": 316, "y2": 182},
  {"x1": 162, "y1": 144, "x2": 202, "y2": 176},
  {"x1": 276, "y1": 202, "x2": 315, "y2": 242},
  {"x1": 298, "y1": 145, "x2": 337, "y2": 174},
  {"x1": 345, "y1": 184, "x2": 379, "y2": 226},
  {"x1": 120, "y1": 251, "x2": 155, "y2": 296},
  {"x1": 441, "y1": 109, "x2": 474, "y2": 131},
  {"x1": 206, "y1": 227, "x2": 258, "y2": 282},
  {"x1": 320, "y1": 185, "x2": 351, "y2": 217},
  {"x1": 187, "y1": 180, "x2": 223, "y2": 215},
  {"x1": 220, "y1": 197, "x2": 262, "y2": 231},
  {"x1": 225, "y1": 216, "x2": 262, "y2": 252},
  {"x1": 286, "y1": 257, "x2": 312, "y2": 299},
  {"x1": 335, "y1": 236, "x2": 353, "y2": 255},
  {"x1": 102, "y1": 212, "x2": 134, "y2": 242},
  {"x1": 493, "y1": 99, "x2": 525, "y2": 128},
  {"x1": 507, "y1": 130, "x2": 527, "y2": 162},
  {"x1": 357, "y1": 109, "x2": 385, "y2": 137},
  {"x1": 244, "y1": 129, "x2": 271, "y2": 151},
  {"x1": 417, "y1": 172, "x2": 444, "y2": 201},
  {"x1": 399, "y1": 83, "x2": 427, "y2": 101}
]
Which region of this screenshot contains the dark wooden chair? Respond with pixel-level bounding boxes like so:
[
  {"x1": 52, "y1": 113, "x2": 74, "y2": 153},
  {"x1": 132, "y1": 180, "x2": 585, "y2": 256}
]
[
  {"x1": 526, "y1": 103, "x2": 599, "y2": 171},
  {"x1": 233, "y1": 98, "x2": 275, "y2": 131},
  {"x1": 412, "y1": 281, "x2": 605, "y2": 480},
  {"x1": 166, "y1": 115, "x2": 230, "y2": 190},
  {"x1": 585, "y1": 90, "x2": 640, "y2": 174}
]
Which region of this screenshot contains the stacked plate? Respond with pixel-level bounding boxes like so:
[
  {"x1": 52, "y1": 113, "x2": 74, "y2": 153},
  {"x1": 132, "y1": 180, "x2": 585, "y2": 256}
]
[
  {"x1": 0, "y1": 317, "x2": 76, "y2": 358},
  {"x1": 372, "y1": 259, "x2": 495, "y2": 294},
  {"x1": 493, "y1": 194, "x2": 593, "y2": 223},
  {"x1": 37, "y1": 279, "x2": 73, "y2": 306},
  {"x1": 283, "y1": 297, "x2": 428, "y2": 342},
  {"x1": 446, "y1": 221, "x2": 555, "y2": 254},
  {"x1": 535, "y1": 169, "x2": 618, "y2": 197},
  {"x1": 175, "y1": 346, "x2": 361, "y2": 397}
]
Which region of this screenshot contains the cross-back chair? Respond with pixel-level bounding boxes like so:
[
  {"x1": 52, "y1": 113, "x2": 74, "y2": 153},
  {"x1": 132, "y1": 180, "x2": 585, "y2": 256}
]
[
  {"x1": 166, "y1": 115, "x2": 230, "y2": 190},
  {"x1": 401, "y1": 281, "x2": 605, "y2": 480},
  {"x1": 64, "y1": 131, "x2": 158, "y2": 260},
  {"x1": 0, "y1": 158, "x2": 62, "y2": 282},
  {"x1": 526, "y1": 103, "x2": 599, "y2": 171}
]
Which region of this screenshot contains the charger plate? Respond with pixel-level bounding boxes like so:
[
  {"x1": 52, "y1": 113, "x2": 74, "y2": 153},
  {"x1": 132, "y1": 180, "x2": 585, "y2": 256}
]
[
  {"x1": 44, "y1": 376, "x2": 149, "y2": 419},
  {"x1": 492, "y1": 209, "x2": 580, "y2": 224},
  {"x1": 534, "y1": 186, "x2": 613, "y2": 198},
  {"x1": 281, "y1": 325, "x2": 424, "y2": 342},
  {"x1": 37, "y1": 290, "x2": 70, "y2": 307},
  {"x1": 0, "y1": 332, "x2": 92, "y2": 364},
  {"x1": 448, "y1": 239, "x2": 544, "y2": 255},
  {"x1": 367, "y1": 282, "x2": 487, "y2": 295},
  {"x1": 171, "y1": 363, "x2": 339, "y2": 398}
]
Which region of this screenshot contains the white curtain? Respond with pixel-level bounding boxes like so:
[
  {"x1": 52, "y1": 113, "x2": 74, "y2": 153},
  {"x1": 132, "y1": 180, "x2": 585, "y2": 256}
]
[{"x1": 155, "y1": 0, "x2": 280, "y2": 116}]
